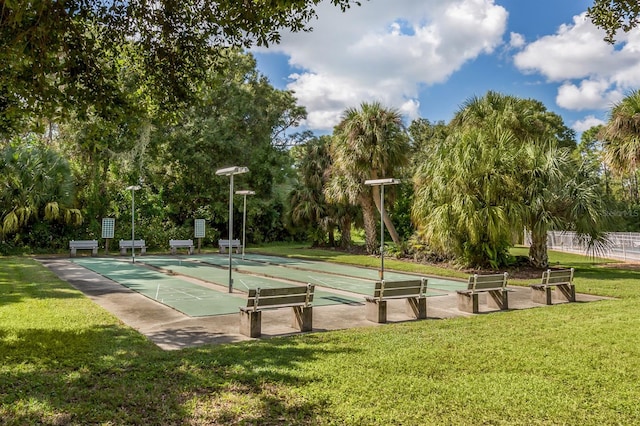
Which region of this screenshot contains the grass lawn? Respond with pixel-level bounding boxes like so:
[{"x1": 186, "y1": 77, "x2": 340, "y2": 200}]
[{"x1": 1, "y1": 248, "x2": 640, "y2": 424}]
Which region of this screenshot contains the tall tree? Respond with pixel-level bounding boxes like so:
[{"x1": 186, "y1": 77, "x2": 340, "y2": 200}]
[
  {"x1": 288, "y1": 136, "x2": 333, "y2": 246},
  {"x1": 327, "y1": 102, "x2": 409, "y2": 253},
  {"x1": 147, "y1": 50, "x2": 305, "y2": 236},
  {"x1": 0, "y1": 0, "x2": 362, "y2": 134}
]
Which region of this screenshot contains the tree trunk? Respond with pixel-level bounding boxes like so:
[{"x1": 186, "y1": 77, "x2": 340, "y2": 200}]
[
  {"x1": 327, "y1": 224, "x2": 335, "y2": 247},
  {"x1": 339, "y1": 216, "x2": 352, "y2": 248},
  {"x1": 371, "y1": 185, "x2": 402, "y2": 245},
  {"x1": 360, "y1": 195, "x2": 378, "y2": 254},
  {"x1": 529, "y1": 229, "x2": 549, "y2": 268}
]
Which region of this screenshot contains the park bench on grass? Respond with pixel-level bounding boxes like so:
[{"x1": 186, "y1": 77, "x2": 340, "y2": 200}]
[
  {"x1": 119, "y1": 239, "x2": 147, "y2": 255},
  {"x1": 69, "y1": 240, "x2": 98, "y2": 257},
  {"x1": 530, "y1": 268, "x2": 575, "y2": 305},
  {"x1": 240, "y1": 284, "x2": 314, "y2": 338},
  {"x1": 169, "y1": 239, "x2": 194, "y2": 255},
  {"x1": 219, "y1": 239, "x2": 242, "y2": 254},
  {"x1": 365, "y1": 278, "x2": 428, "y2": 323},
  {"x1": 457, "y1": 273, "x2": 509, "y2": 314}
]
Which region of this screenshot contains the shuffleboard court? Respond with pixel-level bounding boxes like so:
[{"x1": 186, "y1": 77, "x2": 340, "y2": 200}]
[
  {"x1": 72, "y1": 258, "x2": 361, "y2": 317},
  {"x1": 194, "y1": 253, "x2": 465, "y2": 292},
  {"x1": 139, "y1": 257, "x2": 362, "y2": 305},
  {"x1": 71, "y1": 258, "x2": 244, "y2": 316}
]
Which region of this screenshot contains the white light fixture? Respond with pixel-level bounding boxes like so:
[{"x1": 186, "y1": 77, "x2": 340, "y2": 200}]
[
  {"x1": 216, "y1": 166, "x2": 249, "y2": 292},
  {"x1": 125, "y1": 185, "x2": 141, "y2": 264},
  {"x1": 364, "y1": 178, "x2": 400, "y2": 280},
  {"x1": 216, "y1": 166, "x2": 249, "y2": 176}
]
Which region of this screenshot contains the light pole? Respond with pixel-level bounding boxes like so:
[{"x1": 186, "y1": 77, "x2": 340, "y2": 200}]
[
  {"x1": 235, "y1": 190, "x2": 255, "y2": 260},
  {"x1": 216, "y1": 166, "x2": 249, "y2": 292},
  {"x1": 364, "y1": 178, "x2": 400, "y2": 280},
  {"x1": 126, "y1": 185, "x2": 141, "y2": 264}
]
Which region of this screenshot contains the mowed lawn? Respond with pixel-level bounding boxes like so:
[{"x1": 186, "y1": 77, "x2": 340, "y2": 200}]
[{"x1": 1, "y1": 249, "x2": 640, "y2": 425}]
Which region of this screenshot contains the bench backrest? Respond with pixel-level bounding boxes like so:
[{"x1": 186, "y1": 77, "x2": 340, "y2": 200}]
[
  {"x1": 541, "y1": 268, "x2": 574, "y2": 286},
  {"x1": 245, "y1": 284, "x2": 314, "y2": 311},
  {"x1": 372, "y1": 278, "x2": 427, "y2": 300},
  {"x1": 169, "y1": 239, "x2": 193, "y2": 246},
  {"x1": 467, "y1": 273, "x2": 508, "y2": 291},
  {"x1": 219, "y1": 239, "x2": 241, "y2": 247},
  {"x1": 69, "y1": 240, "x2": 98, "y2": 248},
  {"x1": 119, "y1": 239, "x2": 146, "y2": 248}
]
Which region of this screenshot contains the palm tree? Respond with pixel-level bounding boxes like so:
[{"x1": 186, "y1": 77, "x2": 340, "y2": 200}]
[
  {"x1": 601, "y1": 90, "x2": 640, "y2": 174},
  {"x1": 327, "y1": 102, "x2": 410, "y2": 253},
  {"x1": 413, "y1": 91, "x2": 606, "y2": 268},
  {"x1": 0, "y1": 140, "x2": 82, "y2": 240},
  {"x1": 412, "y1": 126, "x2": 523, "y2": 268}
]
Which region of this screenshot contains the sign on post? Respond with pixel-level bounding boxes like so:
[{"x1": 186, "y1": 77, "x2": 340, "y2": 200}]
[
  {"x1": 102, "y1": 218, "x2": 115, "y2": 254},
  {"x1": 194, "y1": 219, "x2": 205, "y2": 253}
]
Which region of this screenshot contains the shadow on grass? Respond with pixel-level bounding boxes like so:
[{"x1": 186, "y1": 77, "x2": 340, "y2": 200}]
[{"x1": 0, "y1": 323, "x2": 359, "y2": 424}]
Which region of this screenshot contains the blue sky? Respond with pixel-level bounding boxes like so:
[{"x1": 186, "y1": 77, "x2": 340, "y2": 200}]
[{"x1": 251, "y1": 0, "x2": 639, "y2": 137}]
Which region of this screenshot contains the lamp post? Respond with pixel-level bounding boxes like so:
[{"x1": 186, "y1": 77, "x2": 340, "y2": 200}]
[
  {"x1": 125, "y1": 185, "x2": 141, "y2": 264},
  {"x1": 235, "y1": 190, "x2": 255, "y2": 260},
  {"x1": 216, "y1": 166, "x2": 249, "y2": 292},
  {"x1": 364, "y1": 178, "x2": 400, "y2": 280}
]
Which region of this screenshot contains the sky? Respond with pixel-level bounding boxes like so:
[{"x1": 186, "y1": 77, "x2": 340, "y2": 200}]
[{"x1": 250, "y1": 0, "x2": 640, "y2": 138}]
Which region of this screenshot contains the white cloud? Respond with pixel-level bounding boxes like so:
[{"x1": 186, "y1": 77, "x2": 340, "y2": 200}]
[
  {"x1": 556, "y1": 79, "x2": 624, "y2": 110},
  {"x1": 509, "y1": 32, "x2": 525, "y2": 49},
  {"x1": 253, "y1": 0, "x2": 508, "y2": 131},
  {"x1": 514, "y1": 12, "x2": 640, "y2": 112},
  {"x1": 571, "y1": 115, "x2": 606, "y2": 133}
]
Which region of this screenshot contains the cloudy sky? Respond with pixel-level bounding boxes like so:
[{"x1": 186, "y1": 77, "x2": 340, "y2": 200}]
[{"x1": 251, "y1": 0, "x2": 640, "y2": 136}]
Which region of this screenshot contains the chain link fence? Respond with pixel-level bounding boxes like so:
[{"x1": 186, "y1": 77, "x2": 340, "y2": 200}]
[{"x1": 525, "y1": 231, "x2": 640, "y2": 262}]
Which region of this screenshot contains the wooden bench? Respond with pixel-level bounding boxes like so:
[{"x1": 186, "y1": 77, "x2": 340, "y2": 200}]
[
  {"x1": 119, "y1": 239, "x2": 147, "y2": 255},
  {"x1": 219, "y1": 239, "x2": 242, "y2": 254},
  {"x1": 365, "y1": 279, "x2": 428, "y2": 323},
  {"x1": 457, "y1": 273, "x2": 509, "y2": 313},
  {"x1": 531, "y1": 268, "x2": 575, "y2": 305},
  {"x1": 69, "y1": 240, "x2": 98, "y2": 257},
  {"x1": 239, "y1": 284, "x2": 314, "y2": 338},
  {"x1": 169, "y1": 239, "x2": 194, "y2": 255}
]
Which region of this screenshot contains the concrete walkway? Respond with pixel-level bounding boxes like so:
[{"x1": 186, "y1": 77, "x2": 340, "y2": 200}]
[{"x1": 38, "y1": 257, "x2": 608, "y2": 351}]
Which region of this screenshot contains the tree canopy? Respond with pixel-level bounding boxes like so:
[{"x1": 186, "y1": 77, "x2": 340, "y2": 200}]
[
  {"x1": 0, "y1": 0, "x2": 361, "y2": 134},
  {"x1": 588, "y1": 0, "x2": 640, "y2": 43}
]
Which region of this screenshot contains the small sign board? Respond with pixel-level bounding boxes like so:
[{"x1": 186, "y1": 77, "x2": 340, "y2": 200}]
[
  {"x1": 194, "y1": 219, "x2": 206, "y2": 238},
  {"x1": 102, "y1": 218, "x2": 115, "y2": 239}
]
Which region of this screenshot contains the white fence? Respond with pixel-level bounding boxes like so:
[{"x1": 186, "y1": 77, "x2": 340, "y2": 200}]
[{"x1": 527, "y1": 231, "x2": 640, "y2": 262}]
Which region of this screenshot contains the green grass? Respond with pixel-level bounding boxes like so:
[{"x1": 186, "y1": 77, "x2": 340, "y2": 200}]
[{"x1": 1, "y1": 250, "x2": 640, "y2": 424}]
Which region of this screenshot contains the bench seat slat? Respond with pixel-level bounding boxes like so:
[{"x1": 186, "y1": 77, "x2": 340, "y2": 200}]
[
  {"x1": 244, "y1": 285, "x2": 314, "y2": 310},
  {"x1": 373, "y1": 287, "x2": 423, "y2": 299}
]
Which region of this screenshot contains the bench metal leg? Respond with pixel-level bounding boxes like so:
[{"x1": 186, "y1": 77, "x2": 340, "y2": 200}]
[
  {"x1": 70, "y1": 249, "x2": 77, "y2": 257},
  {"x1": 365, "y1": 299, "x2": 387, "y2": 323},
  {"x1": 240, "y1": 310, "x2": 262, "y2": 338},
  {"x1": 555, "y1": 284, "x2": 576, "y2": 303},
  {"x1": 292, "y1": 306, "x2": 313, "y2": 332},
  {"x1": 531, "y1": 285, "x2": 553, "y2": 305},
  {"x1": 487, "y1": 290, "x2": 508, "y2": 310},
  {"x1": 457, "y1": 291, "x2": 479, "y2": 313},
  {"x1": 406, "y1": 297, "x2": 427, "y2": 319}
]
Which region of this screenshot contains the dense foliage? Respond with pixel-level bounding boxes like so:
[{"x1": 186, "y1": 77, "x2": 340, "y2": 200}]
[
  {"x1": 588, "y1": 0, "x2": 640, "y2": 43},
  {"x1": 0, "y1": 0, "x2": 362, "y2": 135}
]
